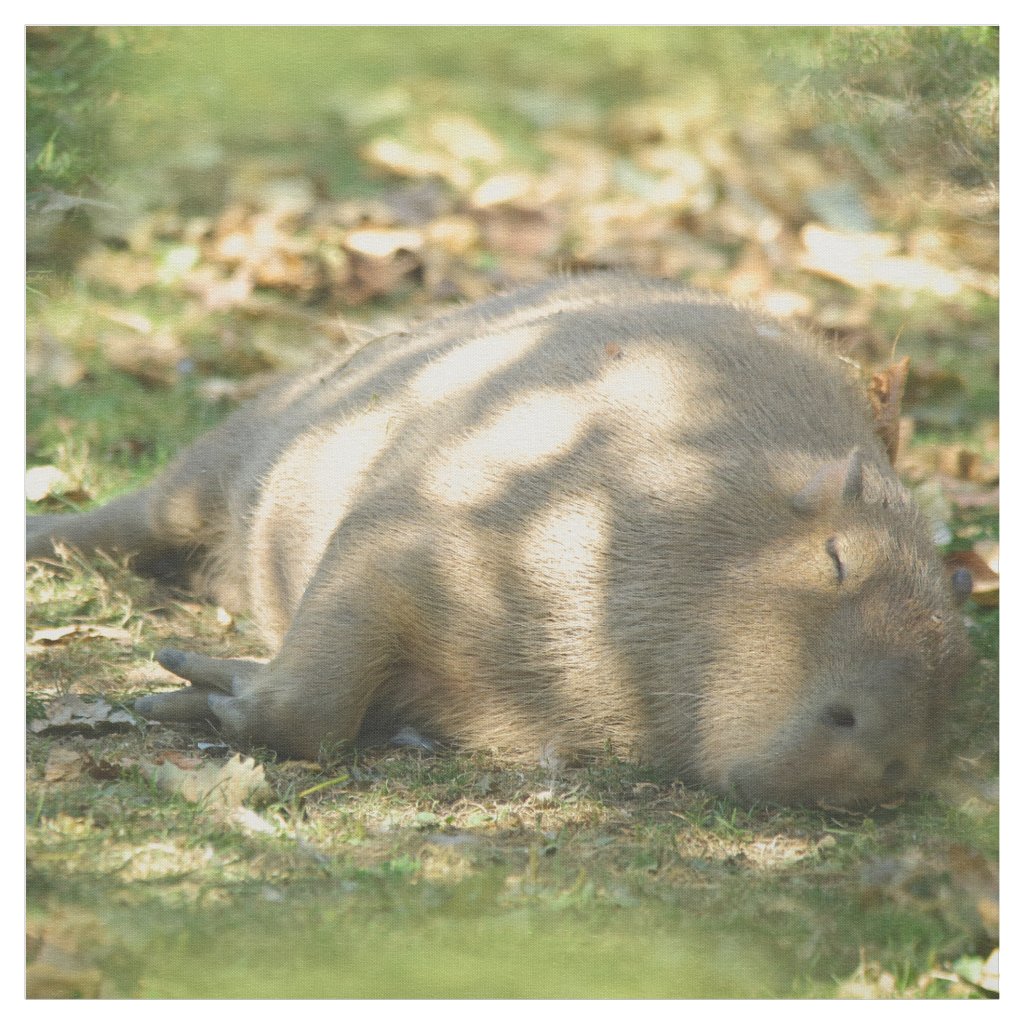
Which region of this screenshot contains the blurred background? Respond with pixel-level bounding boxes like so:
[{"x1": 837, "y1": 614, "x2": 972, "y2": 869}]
[{"x1": 26, "y1": 26, "x2": 998, "y2": 498}]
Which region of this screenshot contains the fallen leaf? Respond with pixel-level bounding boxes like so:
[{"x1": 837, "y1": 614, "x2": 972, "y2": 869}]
[
  {"x1": 799, "y1": 224, "x2": 967, "y2": 297},
  {"x1": 943, "y1": 480, "x2": 999, "y2": 511},
  {"x1": 26, "y1": 962, "x2": 103, "y2": 999},
  {"x1": 973, "y1": 539, "x2": 999, "y2": 572},
  {"x1": 144, "y1": 752, "x2": 272, "y2": 811},
  {"x1": 44, "y1": 747, "x2": 131, "y2": 782},
  {"x1": 44, "y1": 747, "x2": 88, "y2": 783},
  {"x1": 31, "y1": 624, "x2": 134, "y2": 646},
  {"x1": 345, "y1": 227, "x2": 424, "y2": 259},
  {"x1": 25, "y1": 465, "x2": 71, "y2": 502},
  {"x1": 471, "y1": 172, "x2": 537, "y2": 209},
  {"x1": 430, "y1": 115, "x2": 503, "y2": 165},
  {"x1": 479, "y1": 207, "x2": 563, "y2": 259},
  {"x1": 868, "y1": 356, "x2": 910, "y2": 464},
  {"x1": 29, "y1": 695, "x2": 137, "y2": 735},
  {"x1": 912, "y1": 479, "x2": 954, "y2": 547},
  {"x1": 362, "y1": 137, "x2": 471, "y2": 191},
  {"x1": 151, "y1": 749, "x2": 204, "y2": 770},
  {"x1": 978, "y1": 949, "x2": 999, "y2": 993}
]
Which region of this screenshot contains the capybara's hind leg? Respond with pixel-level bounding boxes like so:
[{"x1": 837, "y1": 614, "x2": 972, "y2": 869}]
[
  {"x1": 141, "y1": 624, "x2": 388, "y2": 760},
  {"x1": 27, "y1": 486, "x2": 164, "y2": 561},
  {"x1": 155, "y1": 648, "x2": 265, "y2": 690},
  {"x1": 134, "y1": 649, "x2": 265, "y2": 725}
]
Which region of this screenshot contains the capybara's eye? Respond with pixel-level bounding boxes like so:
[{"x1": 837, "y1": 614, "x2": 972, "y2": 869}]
[
  {"x1": 824, "y1": 705, "x2": 856, "y2": 729},
  {"x1": 825, "y1": 536, "x2": 846, "y2": 584}
]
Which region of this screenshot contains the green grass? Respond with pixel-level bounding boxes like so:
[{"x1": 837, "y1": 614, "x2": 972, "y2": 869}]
[{"x1": 26, "y1": 716, "x2": 997, "y2": 998}]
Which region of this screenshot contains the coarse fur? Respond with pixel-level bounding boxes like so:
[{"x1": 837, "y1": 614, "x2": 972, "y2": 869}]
[{"x1": 27, "y1": 274, "x2": 969, "y2": 805}]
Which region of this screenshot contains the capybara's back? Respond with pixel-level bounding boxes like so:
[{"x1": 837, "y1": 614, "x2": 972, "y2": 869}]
[{"x1": 27, "y1": 275, "x2": 969, "y2": 805}]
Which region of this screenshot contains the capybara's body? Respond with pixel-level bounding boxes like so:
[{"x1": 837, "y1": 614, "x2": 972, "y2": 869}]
[{"x1": 27, "y1": 275, "x2": 968, "y2": 804}]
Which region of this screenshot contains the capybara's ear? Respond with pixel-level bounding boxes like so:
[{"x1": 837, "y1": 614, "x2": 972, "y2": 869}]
[{"x1": 791, "y1": 447, "x2": 865, "y2": 516}]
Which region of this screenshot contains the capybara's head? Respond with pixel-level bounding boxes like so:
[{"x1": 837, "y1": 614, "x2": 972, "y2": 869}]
[{"x1": 695, "y1": 448, "x2": 969, "y2": 807}]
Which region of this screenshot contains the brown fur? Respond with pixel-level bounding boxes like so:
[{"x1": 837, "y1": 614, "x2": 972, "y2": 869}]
[{"x1": 27, "y1": 275, "x2": 968, "y2": 804}]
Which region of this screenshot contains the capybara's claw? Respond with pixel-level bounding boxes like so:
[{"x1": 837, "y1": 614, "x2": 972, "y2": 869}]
[{"x1": 156, "y1": 648, "x2": 187, "y2": 676}]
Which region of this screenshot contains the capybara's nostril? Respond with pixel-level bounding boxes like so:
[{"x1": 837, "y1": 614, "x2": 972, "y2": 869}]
[
  {"x1": 881, "y1": 759, "x2": 909, "y2": 786},
  {"x1": 824, "y1": 705, "x2": 857, "y2": 729}
]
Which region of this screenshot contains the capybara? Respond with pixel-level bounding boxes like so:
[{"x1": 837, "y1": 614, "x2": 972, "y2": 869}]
[{"x1": 27, "y1": 274, "x2": 970, "y2": 805}]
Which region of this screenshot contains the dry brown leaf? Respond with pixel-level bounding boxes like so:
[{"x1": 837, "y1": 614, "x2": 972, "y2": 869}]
[
  {"x1": 97, "y1": 329, "x2": 186, "y2": 387},
  {"x1": 43, "y1": 747, "x2": 129, "y2": 782},
  {"x1": 345, "y1": 249, "x2": 421, "y2": 302},
  {"x1": 430, "y1": 115, "x2": 503, "y2": 165},
  {"x1": 868, "y1": 356, "x2": 910, "y2": 464},
  {"x1": 76, "y1": 247, "x2": 159, "y2": 294},
  {"x1": 31, "y1": 623, "x2": 134, "y2": 646},
  {"x1": 799, "y1": 225, "x2": 967, "y2": 296},
  {"x1": 30, "y1": 695, "x2": 137, "y2": 735},
  {"x1": 933, "y1": 444, "x2": 999, "y2": 484},
  {"x1": 151, "y1": 749, "x2": 204, "y2": 770},
  {"x1": 942, "y1": 480, "x2": 999, "y2": 512},
  {"x1": 362, "y1": 137, "x2": 471, "y2": 191},
  {"x1": 44, "y1": 747, "x2": 88, "y2": 783},
  {"x1": 609, "y1": 102, "x2": 689, "y2": 145},
  {"x1": 471, "y1": 172, "x2": 537, "y2": 210},
  {"x1": 27, "y1": 961, "x2": 103, "y2": 999},
  {"x1": 143, "y1": 752, "x2": 271, "y2": 811},
  {"x1": 479, "y1": 208, "x2": 563, "y2": 259},
  {"x1": 26, "y1": 910, "x2": 112, "y2": 998},
  {"x1": 25, "y1": 465, "x2": 71, "y2": 502},
  {"x1": 345, "y1": 227, "x2": 424, "y2": 259}
]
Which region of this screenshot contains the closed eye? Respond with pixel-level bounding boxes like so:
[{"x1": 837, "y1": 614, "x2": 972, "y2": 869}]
[{"x1": 825, "y1": 536, "x2": 845, "y2": 584}]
